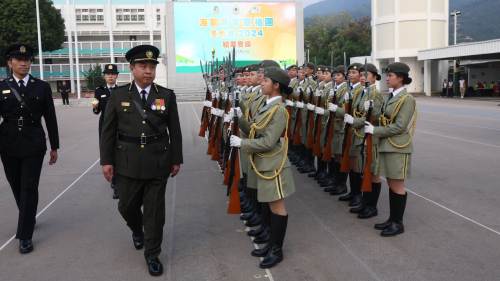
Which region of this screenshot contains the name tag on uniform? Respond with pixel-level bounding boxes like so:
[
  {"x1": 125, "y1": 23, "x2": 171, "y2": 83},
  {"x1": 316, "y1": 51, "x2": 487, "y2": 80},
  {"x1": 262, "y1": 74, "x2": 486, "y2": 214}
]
[
  {"x1": 2, "y1": 90, "x2": 10, "y2": 94},
  {"x1": 121, "y1": 102, "x2": 130, "y2": 107},
  {"x1": 101, "y1": 95, "x2": 107, "y2": 98}
]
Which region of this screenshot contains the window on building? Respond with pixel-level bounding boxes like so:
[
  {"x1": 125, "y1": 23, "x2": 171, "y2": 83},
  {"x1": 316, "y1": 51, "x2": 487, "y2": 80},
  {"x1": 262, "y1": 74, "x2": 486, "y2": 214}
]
[
  {"x1": 76, "y1": 15, "x2": 82, "y2": 21},
  {"x1": 116, "y1": 14, "x2": 122, "y2": 21},
  {"x1": 82, "y1": 15, "x2": 89, "y2": 21},
  {"x1": 139, "y1": 9, "x2": 144, "y2": 12},
  {"x1": 115, "y1": 8, "x2": 145, "y2": 23},
  {"x1": 131, "y1": 14, "x2": 137, "y2": 21},
  {"x1": 139, "y1": 15, "x2": 145, "y2": 21},
  {"x1": 90, "y1": 15, "x2": 96, "y2": 21},
  {"x1": 76, "y1": 7, "x2": 104, "y2": 23},
  {"x1": 157, "y1": 14, "x2": 161, "y2": 22},
  {"x1": 97, "y1": 15, "x2": 104, "y2": 21}
]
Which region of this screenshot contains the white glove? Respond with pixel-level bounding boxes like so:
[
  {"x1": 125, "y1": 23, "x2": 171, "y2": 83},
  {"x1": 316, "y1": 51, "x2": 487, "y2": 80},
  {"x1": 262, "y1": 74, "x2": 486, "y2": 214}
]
[
  {"x1": 328, "y1": 103, "x2": 338, "y2": 112},
  {"x1": 295, "y1": 101, "x2": 305, "y2": 109},
  {"x1": 363, "y1": 100, "x2": 372, "y2": 111},
  {"x1": 307, "y1": 103, "x2": 315, "y2": 111},
  {"x1": 230, "y1": 135, "x2": 242, "y2": 147},
  {"x1": 307, "y1": 87, "x2": 313, "y2": 95},
  {"x1": 203, "y1": 100, "x2": 212, "y2": 107},
  {"x1": 213, "y1": 91, "x2": 220, "y2": 99},
  {"x1": 210, "y1": 107, "x2": 217, "y2": 115},
  {"x1": 234, "y1": 107, "x2": 243, "y2": 118},
  {"x1": 315, "y1": 107, "x2": 325, "y2": 115},
  {"x1": 314, "y1": 89, "x2": 322, "y2": 97},
  {"x1": 344, "y1": 92, "x2": 350, "y2": 101},
  {"x1": 297, "y1": 87, "x2": 303, "y2": 94},
  {"x1": 224, "y1": 114, "x2": 231, "y2": 123},
  {"x1": 344, "y1": 114, "x2": 354, "y2": 125},
  {"x1": 329, "y1": 89, "x2": 335, "y2": 97},
  {"x1": 364, "y1": 121, "x2": 374, "y2": 135},
  {"x1": 285, "y1": 99, "x2": 294, "y2": 107}
]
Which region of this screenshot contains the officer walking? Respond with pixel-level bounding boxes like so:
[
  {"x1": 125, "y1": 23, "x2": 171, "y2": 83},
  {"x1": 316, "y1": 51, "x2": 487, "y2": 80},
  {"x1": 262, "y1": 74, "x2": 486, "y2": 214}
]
[
  {"x1": 93, "y1": 64, "x2": 119, "y2": 199},
  {"x1": 100, "y1": 45, "x2": 183, "y2": 276},
  {"x1": 0, "y1": 44, "x2": 59, "y2": 254},
  {"x1": 59, "y1": 81, "x2": 70, "y2": 105}
]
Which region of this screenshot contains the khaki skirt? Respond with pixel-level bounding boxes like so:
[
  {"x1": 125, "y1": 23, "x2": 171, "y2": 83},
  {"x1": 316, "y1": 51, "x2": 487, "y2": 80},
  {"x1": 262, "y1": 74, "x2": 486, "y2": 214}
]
[
  {"x1": 257, "y1": 167, "x2": 296, "y2": 203},
  {"x1": 378, "y1": 152, "x2": 411, "y2": 180}
]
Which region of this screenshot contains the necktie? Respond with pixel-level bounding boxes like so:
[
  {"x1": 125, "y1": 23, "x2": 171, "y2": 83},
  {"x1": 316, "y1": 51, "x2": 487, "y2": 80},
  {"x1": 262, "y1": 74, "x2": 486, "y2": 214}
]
[
  {"x1": 19, "y1": 80, "x2": 26, "y2": 93},
  {"x1": 141, "y1": 90, "x2": 147, "y2": 108}
]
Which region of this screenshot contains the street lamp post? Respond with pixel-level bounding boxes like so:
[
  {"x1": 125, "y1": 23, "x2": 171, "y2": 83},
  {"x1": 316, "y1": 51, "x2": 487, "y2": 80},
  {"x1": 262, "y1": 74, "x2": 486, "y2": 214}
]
[{"x1": 451, "y1": 10, "x2": 461, "y2": 98}]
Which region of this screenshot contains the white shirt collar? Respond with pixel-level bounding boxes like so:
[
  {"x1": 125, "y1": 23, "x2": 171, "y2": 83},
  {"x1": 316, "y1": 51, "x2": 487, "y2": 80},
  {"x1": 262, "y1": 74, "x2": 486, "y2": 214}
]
[
  {"x1": 252, "y1": 85, "x2": 261, "y2": 92},
  {"x1": 107, "y1": 84, "x2": 116, "y2": 89},
  {"x1": 324, "y1": 81, "x2": 333, "y2": 88},
  {"x1": 135, "y1": 83, "x2": 152, "y2": 95},
  {"x1": 392, "y1": 87, "x2": 406, "y2": 97},
  {"x1": 13, "y1": 74, "x2": 30, "y2": 86},
  {"x1": 266, "y1": 95, "x2": 281, "y2": 105}
]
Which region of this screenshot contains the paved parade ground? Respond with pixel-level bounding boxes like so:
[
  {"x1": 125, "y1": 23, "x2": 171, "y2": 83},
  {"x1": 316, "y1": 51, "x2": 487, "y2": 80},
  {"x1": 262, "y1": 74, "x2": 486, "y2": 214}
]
[{"x1": 1, "y1": 96, "x2": 500, "y2": 281}]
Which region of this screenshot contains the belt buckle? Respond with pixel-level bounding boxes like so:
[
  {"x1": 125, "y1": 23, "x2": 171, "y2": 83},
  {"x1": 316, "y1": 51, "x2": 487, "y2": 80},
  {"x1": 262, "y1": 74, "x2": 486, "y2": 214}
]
[
  {"x1": 140, "y1": 135, "x2": 147, "y2": 145},
  {"x1": 17, "y1": 117, "x2": 24, "y2": 127}
]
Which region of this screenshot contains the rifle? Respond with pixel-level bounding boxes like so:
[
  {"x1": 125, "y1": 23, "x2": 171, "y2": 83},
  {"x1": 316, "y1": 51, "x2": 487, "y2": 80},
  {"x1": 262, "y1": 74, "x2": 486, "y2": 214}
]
[
  {"x1": 361, "y1": 100, "x2": 374, "y2": 192},
  {"x1": 340, "y1": 52, "x2": 352, "y2": 172},
  {"x1": 305, "y1": 85, "x2": 315, "y2": 149},
  {"x1": 312, "y1": 84, "x2": 324, "y2": 157},
  {"x1": 292, "y1": 87, "x2": 304, "y2": 145},
  {"x1": 359, "y1": 58, "x2": 369, "y2": 181},
  {"x1": 199, "y1": 60, "x2": 212, "y2": 137},
  {"x1": 322, "y1": 87, "x2": 337, "y2": 161}
]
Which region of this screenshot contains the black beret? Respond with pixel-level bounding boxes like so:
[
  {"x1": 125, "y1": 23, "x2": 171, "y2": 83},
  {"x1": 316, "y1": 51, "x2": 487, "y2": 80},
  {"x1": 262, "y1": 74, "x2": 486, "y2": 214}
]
[
  {"x1": 259, "y1": 60, "x2": 280, "y2": 69},
  {"x1": 286, "y1": 65, "x2": 298, "y2": 71},
  {"x1": 385, "y1": 62, "x2": 410, "y2": 75},
  {"x1": 333, "y1": 65, "x2": 346, "y2": 74},
  {"x1": 348, "y1": 63, "x2": 363, "y2": 71},
  {"x1": 265, "y1": 66, "x2": 290, "y2": 86},
  {"x1": 361, "y1": 63, "x2": 381, "y2": 80},
  {"x1": 304, "y1": 62, "x2": 316, "y2": 70}
]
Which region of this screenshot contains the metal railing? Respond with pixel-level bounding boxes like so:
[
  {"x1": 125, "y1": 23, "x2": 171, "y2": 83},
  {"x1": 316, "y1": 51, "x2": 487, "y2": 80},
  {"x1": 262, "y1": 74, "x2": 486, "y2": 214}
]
[
  {"x1": 26, "y1": 63, "x2": 131, "y2": 80},
  {"x1": 43, "y1": 40, "x2": 161, "y2": 58}
]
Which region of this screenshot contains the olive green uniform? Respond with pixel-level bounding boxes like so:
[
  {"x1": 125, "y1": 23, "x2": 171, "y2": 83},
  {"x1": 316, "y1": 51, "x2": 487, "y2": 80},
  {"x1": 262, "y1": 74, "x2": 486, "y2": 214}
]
[
  {"x1": 240, "y1": 98, "x2": 295, "y2": 202},
  {"x1": 100, "y1": 82, "x2": 183, "y2": 259},
  {"x1": 330, "y1": 82, "x2": 349, "y2": 155},
  {"x1": 373, "y1": 88, "x2": 416, "y2": 179}
]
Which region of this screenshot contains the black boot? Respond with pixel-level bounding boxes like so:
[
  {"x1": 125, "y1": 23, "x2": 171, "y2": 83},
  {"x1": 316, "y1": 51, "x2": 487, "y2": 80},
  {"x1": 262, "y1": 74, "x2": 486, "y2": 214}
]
[
  {"x1": 245, "y1": 201, "x2": 262, "y2": 227},
  {"x1": 339, "y1": 172, "x2": 354, "y2": 201},
  {"x1": 329, "y1": 168, "x2": 348, "y2": 195},
  {"x1": 323, "y1": 161, "x2": 339, "y2": 191},
  {"x1": 374, "y1": 189, "x2": 396, "y2": 230},
  {"x1": 252, "y1": 204, "x2": 270, "y2": 243},
  {"x1": 259, "y1": 213, "x2": 288, "y2": 269},
  {"x1": 358, "y1": 182, "x2": 381, "y2": 219},
  {"x1": 253, "y1": 227, "x2": 270, "y2": 244},
  {"x1": 381, "y1": 192, "x2": 407, "y2": 237},
  {"x1": 347, "y1": 172, "x2": 362, "y2": 207}
]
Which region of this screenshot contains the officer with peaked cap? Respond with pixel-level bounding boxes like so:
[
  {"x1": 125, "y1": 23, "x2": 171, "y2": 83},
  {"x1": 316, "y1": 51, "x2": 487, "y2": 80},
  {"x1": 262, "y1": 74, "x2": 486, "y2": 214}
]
[
  {"x1": 0, "y1": 44, "x2": 59, "y2": 254},
  {"x1": 100, "y1": 45, "x2": 183, "y2": 276}
]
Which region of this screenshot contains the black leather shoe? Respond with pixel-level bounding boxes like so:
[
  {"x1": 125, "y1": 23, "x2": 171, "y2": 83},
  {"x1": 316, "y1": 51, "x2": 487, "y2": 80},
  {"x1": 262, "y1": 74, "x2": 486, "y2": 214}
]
[
  {"x1": 319, "y1": 178, "x2": 334, "y2": 187},
  {"x1": 374, "y1": 219, "x2": 392, "y2": 230},
  {"x1": 19, "y1": 239, "x2": 33, "y2": 254},
  {"x1": 380, "y1": 221, "x2": 404, "y2": 237},
  {"x1": 112, "y1": 188, "x2": 119, "y2": 199},
  {"x1": 132, "y1": 232, "x2": 144, "y2": 250},
  {"x1": 298, "y1": 165, "x2": 315, "y2": 174},
  {"x1": 308, "y1": 171, "x2": 317, "y2": 178},
  {"x1": 349, "y1": 194, "x2": 362, "y2": 207},
  {"x1": 251, "y1": 244, "x2": 271, "y2": 257},
  {"x1": 253, "y1": 233, "x2": 270, "y2": 244},
  {"x1": 316, "y1": 171, "x2": 328, "y2": 181},
  {"x1": 338, "y1": 193, "x2": 353, "y2": 201},
  {"x1": 245, "y1": 214, "x2": 262, "y2": 227},
  {"x1": 330, "y1": 184, "x2": 347, "y2": 196},
  {"x1": 259, "y1": 245, "x2": 283, "y2": 269},
  {"x1": 349, "y1": 204, "x2": 364, "y2": 213},
  {"x1": 358, "y1": 206, "x2": 378, "y2": 219},
  {"x1": 323, "y1": 186, "x2": 335, "y2": 192},
  {"x1": 240, "y1": 211, "x2": 255, "y2": 221},
  {"x1": 247, "y1": 226, "x2": 265, "y2": 237},
  {"x1": 146, "y1": 257, "x2": 164, "y2": 276}
]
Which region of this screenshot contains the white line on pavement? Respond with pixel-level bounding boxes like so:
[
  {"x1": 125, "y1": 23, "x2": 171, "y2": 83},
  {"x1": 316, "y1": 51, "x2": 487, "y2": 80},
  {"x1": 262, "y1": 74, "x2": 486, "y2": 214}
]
[
  {"x1": 419, "y1": 118, "x2": 500, "y2": 132},
  {"x1": 188, "y1": 104, "x2": 276, "y2": 281},
  {"x1": 418, "y1": 129, "x2": 500, "y2": 149},
  {"x1": 0, "y1": 158, "x2": 101, "y2": 252}
]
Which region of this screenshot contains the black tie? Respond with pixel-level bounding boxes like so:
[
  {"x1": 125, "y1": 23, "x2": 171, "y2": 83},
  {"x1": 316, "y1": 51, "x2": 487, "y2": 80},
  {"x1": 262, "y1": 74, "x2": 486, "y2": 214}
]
[
  {"x1": 141, "y1": 90, "x2": 147, "y2": 108},
  {"x1": 18, "y1": 80, "x2": 26, "y2": 93},
  {"x1": 389, "y1": 92, "x2": 394, "y2": 100}
]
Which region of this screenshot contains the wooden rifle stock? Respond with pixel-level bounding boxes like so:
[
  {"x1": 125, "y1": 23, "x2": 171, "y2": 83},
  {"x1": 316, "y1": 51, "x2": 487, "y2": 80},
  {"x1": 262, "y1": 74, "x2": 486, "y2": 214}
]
[
  {"x1": 312, "y1": 94, "x2": 323, "y2": 157},
  {"x1": 207, "y1": 98, "x2": 218, "y2": 155},
  {"x1": 305, "y1": 89, "x2": 315, "y2": 149},
  {"x1": 322, "y1": 93, "x2": 337, "y2": 161},
  {"x1": 361, "y1": 106, "x2": 374, "y2": 192},
  {"x1": 198, "y1": 88, "x2": 212, "y2": 137},
  {"x1": 292, "y1": 89, "x2": 304, "y2": 145},
  {"x1": 227, "y1": 96, "x2": 241, "y2": 214},
  {"x1": 340, "y1": 98, "x2": 352, "y2": 172}
]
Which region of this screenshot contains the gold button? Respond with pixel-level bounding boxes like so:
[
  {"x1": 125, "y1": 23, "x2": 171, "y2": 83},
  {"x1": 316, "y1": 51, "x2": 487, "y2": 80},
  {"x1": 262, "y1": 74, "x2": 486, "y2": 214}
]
[
  {"x1": 140, "y1": 145, "x2": 144, "y2": 148},
  {"x1": 142, "y1": 121, "x2": 146, "y2": 124}
]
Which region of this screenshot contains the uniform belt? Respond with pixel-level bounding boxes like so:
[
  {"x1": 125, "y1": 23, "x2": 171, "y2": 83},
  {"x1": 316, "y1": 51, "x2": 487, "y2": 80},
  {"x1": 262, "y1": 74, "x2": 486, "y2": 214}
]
[
  {"x1": 2, "y1": 118, "x2": 41, "y2": 127},
  {"x1": 118, "y1": 132, "x2": 167, "y2": 145}
]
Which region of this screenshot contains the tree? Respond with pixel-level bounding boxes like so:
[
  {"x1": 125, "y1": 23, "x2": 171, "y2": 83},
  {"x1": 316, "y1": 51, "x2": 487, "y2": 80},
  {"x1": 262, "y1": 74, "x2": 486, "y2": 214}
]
[
  {"x1": 84, "y1": 65, "x2": 105, "y2": 91},
  {"x1": 304, "y1": 13, "x2": 371, "y2": 66},
  {"x1": 0, "y1": 0, "x2": 65, "y2": 66}
]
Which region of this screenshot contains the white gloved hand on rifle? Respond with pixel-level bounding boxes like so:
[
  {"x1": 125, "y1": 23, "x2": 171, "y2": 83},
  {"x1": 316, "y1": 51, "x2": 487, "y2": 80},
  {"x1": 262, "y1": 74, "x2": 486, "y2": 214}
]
[
  {"x1": 295, "y1": 101, "x2": 305, "y2": 109},
  {"x1": 203, "y1": 100, "x2": 212, "y2": 107},
  {"x1": 315, "y1": 107, "x2": 325, "y2": 115},
  {"x1": 344, "y1": 114, "x2": 354, "y2": 125},
  {"x1": 364, "y1": 121, "x2": 374, "y2": 135},
  {"x1": 230, "y1": 135, "x2": 242, "y2": 147},
  {"x1": 227, "y1": 107, "x2": 243, "y2": 119},
  {"x1": 343, "y1": 92, "x2": 350, "y2": 101},
  {"x1": 223, "y1": 114, "x2": 231, "y2": 123},
  {"x1": 285, "y1": 99, "x2": 294, "y2": 107},
  {"x1": 307, "y1": 103, "x2": 315, "y2": 111},
  {"x1": 328, "y1": 103, "x2": 338, "y2": 112}
]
